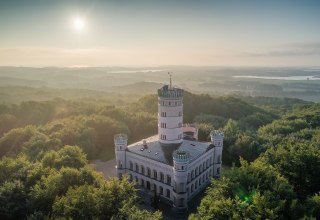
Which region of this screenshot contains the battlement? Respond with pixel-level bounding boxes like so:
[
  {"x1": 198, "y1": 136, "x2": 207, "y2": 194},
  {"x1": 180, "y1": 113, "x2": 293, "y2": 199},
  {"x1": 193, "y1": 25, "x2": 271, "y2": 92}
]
[
  {"x1": 173, "y1": 150, "x2": 190, "y2": 163},
  {"x1": 158, "y1": 85, "x2": 183, "y2": 98},
  {"x1": 114, "y1": 133, "x2": 128, "y2": 144},
  {"x1": 210, "y1": 130, "x2": 224, "y2": 139}
]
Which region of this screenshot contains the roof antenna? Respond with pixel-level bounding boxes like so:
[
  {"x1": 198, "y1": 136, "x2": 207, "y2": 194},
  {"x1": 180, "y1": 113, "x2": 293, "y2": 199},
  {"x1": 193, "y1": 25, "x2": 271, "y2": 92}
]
[{"x1": 168, "y1": 72, "x2": 172, "y2": 89}]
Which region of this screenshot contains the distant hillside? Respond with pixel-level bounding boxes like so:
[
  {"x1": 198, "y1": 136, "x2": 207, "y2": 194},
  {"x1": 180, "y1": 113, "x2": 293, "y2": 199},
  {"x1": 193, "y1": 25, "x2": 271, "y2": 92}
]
[{"x1": 109, "y1": 81, "x2": 162, "y2": 94}]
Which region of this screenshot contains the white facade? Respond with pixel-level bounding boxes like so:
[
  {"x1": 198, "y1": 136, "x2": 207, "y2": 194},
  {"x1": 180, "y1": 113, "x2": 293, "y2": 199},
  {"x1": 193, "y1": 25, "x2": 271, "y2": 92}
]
[{"x1": 114, "y1": 84, "x2": 224, "y2": 212}]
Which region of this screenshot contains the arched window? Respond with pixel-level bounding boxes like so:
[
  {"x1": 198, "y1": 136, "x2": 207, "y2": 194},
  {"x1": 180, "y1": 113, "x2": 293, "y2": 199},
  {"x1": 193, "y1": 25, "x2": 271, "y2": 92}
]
[
  {"x1": 147, "y1": 167, "x2": 151, "y2": 177},
  {"x1": 167, "y1": 175, "x2": 171, "y2": 185},
  {"x1": 140, "y1": 165, "x2": 145, "y2": 175},
  {"x1": 159, "y1": 186, "x2": 163, "y2": 195},
  {"x1": 153, "y1": 170, "x2": 157, "y2": 179},
  {"x1": 160, "y1": 172, "x2": 164, "y2": 182}
]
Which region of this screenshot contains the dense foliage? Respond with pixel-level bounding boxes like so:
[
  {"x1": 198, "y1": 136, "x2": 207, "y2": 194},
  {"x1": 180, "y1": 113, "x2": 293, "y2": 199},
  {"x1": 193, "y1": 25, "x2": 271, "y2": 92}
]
[
  {"x1": 190, "y1": 103, "x2": 320, "y2": 219},
  {"x1": 0, "y1": 91, "x2": 319, "y2": 219},
  {"x1": 0, "y1": 93, "x2": 276, "y2": 162},
  {"x1": 0, "y1": 145, "x2": 161, "y2": 219}
]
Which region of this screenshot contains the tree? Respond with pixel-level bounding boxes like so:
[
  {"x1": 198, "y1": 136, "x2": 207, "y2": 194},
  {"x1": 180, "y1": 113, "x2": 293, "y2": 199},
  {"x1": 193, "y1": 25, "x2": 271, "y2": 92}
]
[
  {"x1": 258, "y1": 142, "x2": 320, "y2": 199},
  {"x1": 190, "y1": 159, "x2": 298, "y2": 220}
]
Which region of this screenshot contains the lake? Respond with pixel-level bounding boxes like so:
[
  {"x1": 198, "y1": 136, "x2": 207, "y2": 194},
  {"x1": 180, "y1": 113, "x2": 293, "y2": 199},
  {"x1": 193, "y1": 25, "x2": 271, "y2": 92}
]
[{"x1": 232, "y1": 75, "x2": 320, "y2": 81}]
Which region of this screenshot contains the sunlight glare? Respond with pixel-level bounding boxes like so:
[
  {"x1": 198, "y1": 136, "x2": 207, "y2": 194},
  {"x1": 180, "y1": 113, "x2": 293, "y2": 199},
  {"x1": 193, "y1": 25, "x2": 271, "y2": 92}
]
[{"x1": 72, "y1": 17, "x2": 85, "y2": 31}]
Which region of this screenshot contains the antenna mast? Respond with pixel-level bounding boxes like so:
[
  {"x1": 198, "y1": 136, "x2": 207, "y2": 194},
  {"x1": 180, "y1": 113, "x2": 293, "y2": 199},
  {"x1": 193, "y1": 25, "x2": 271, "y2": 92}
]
[{"x1": 168, "y1": 72, "x2": 172, "y2": 89}]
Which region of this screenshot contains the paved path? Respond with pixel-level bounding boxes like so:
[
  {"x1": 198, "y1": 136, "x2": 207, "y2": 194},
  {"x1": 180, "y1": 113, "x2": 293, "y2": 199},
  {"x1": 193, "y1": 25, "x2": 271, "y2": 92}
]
[{"x1": 91, "y1": 158, "x2": 117, "y2": 179}]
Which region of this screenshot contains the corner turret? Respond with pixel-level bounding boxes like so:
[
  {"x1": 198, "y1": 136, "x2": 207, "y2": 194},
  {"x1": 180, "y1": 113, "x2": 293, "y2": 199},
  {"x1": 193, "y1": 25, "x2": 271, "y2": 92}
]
[
  {"x1": 210, "y1": 130, "x2": 224, "y2": 177},
  {"x1": 172, "y1": 150, "x2": 190, "y2": 212},
  {"x1": 114, "y1": 133, "x2": 128, "y2": 178}
]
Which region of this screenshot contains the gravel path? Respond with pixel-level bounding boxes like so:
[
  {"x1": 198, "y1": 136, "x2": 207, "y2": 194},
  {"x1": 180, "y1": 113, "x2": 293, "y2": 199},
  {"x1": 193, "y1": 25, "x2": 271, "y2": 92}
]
[{"x1": 91, "y1": 158, "x2": 117, "y2": 179}]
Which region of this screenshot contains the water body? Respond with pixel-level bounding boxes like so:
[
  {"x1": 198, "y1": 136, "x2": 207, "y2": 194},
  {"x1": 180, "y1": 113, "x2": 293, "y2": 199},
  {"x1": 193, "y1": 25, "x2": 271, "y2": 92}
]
[
  {"x1": 109, "y1": 69, "x2": 164, "y2": 73},
  {"x1": 232, "y1": 75, "x2": 320, "y2": 80}
]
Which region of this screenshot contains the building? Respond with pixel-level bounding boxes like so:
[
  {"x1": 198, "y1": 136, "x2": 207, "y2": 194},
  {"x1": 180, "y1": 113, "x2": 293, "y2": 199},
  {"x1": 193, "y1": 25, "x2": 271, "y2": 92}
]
[{"x1": 114, "y1": 83, "x2": 224, "y2": 212}]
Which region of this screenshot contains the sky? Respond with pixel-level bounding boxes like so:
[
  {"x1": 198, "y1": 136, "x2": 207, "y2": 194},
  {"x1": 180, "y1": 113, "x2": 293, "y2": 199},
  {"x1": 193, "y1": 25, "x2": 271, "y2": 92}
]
[{"x1": 0, "y1": 0, "x2": 320, "y2": 67}]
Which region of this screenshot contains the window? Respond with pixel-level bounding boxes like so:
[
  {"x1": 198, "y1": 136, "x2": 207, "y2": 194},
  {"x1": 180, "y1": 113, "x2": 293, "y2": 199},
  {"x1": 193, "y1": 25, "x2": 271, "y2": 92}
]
[
  {"x1": 161, "y1": 112, "x2": 166, "y2": 117},
  {"x1": 166, "y1": 189, "x2": 170, "y2": 198},
  {"x1": 167, "y1": 175, "x2": 171, "y2": 185},
  {"x1": 153, "y1": 170, "x2": 157, "y2": 179},
  {"x1": 129, "y1": 161, "x2": 133, "y2": 170},
  {"x1": 160, "y1": 172, "x2": 164, "y2": 182},
  {"x1": 160, "y1": 134, "x2": 166, "y2": 140},
  {"x1": 135, "y1": 163, "x2": 139, "y2": 172},
  {"x1": 140, "y1": 165, "x2": 145, "y2": 175},
  {"x1": 161, "y1": 123, "x2": 167, "y2": 128},
  {"x1": 147, "y1": 168, "x2": 151, "y2": 177},
  {"x1": 217, "y1": 167, "x2": 220, "y2": 175},
  {"x1": 160, "y1": 186, "x2": 163, "y2": 195}
]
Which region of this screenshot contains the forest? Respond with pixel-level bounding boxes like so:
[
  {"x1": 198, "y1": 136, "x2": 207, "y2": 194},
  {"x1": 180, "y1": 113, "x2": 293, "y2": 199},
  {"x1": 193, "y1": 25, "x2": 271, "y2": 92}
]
[{"x1": 0, "y1": 85, "x2": 319, "y2": 219}]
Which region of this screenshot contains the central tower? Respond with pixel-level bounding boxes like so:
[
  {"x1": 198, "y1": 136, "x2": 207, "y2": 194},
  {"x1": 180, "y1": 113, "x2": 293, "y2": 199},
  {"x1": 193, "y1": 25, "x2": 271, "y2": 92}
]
[{"x1": 157, "y1": 79, "x2": 184, "y2": 145}]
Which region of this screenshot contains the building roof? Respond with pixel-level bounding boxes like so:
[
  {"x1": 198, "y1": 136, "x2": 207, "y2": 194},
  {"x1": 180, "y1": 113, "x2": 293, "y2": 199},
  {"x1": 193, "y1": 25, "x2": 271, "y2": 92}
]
[{"x1": 127, "y1": 135, "x2": 214, "y2": 166}]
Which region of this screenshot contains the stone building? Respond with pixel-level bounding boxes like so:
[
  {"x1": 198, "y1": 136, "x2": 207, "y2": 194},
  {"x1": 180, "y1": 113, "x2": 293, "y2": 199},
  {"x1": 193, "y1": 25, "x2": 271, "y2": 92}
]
[{"x1": 114, "y1": 83, "x2": 224, "y2": 212}]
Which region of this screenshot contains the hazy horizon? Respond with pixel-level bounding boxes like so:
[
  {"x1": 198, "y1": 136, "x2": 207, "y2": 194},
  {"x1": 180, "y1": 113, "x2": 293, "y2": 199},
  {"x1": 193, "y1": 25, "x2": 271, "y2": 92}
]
[{"x1": 1, "y1": 0, "x2": 320, "y2": 67}]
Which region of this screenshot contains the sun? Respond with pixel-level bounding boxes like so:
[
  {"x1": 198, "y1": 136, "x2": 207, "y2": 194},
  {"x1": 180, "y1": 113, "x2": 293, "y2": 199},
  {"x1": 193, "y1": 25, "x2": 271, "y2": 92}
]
[{"x1": 72, "y1": 17, "x2": 85, "y2": 31}]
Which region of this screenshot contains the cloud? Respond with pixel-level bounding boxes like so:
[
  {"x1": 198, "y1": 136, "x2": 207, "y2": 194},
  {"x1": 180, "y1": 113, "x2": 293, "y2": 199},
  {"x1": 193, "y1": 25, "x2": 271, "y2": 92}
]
[{"x1": 240, "y1": 42, "x2": 320, "y2": 57}]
